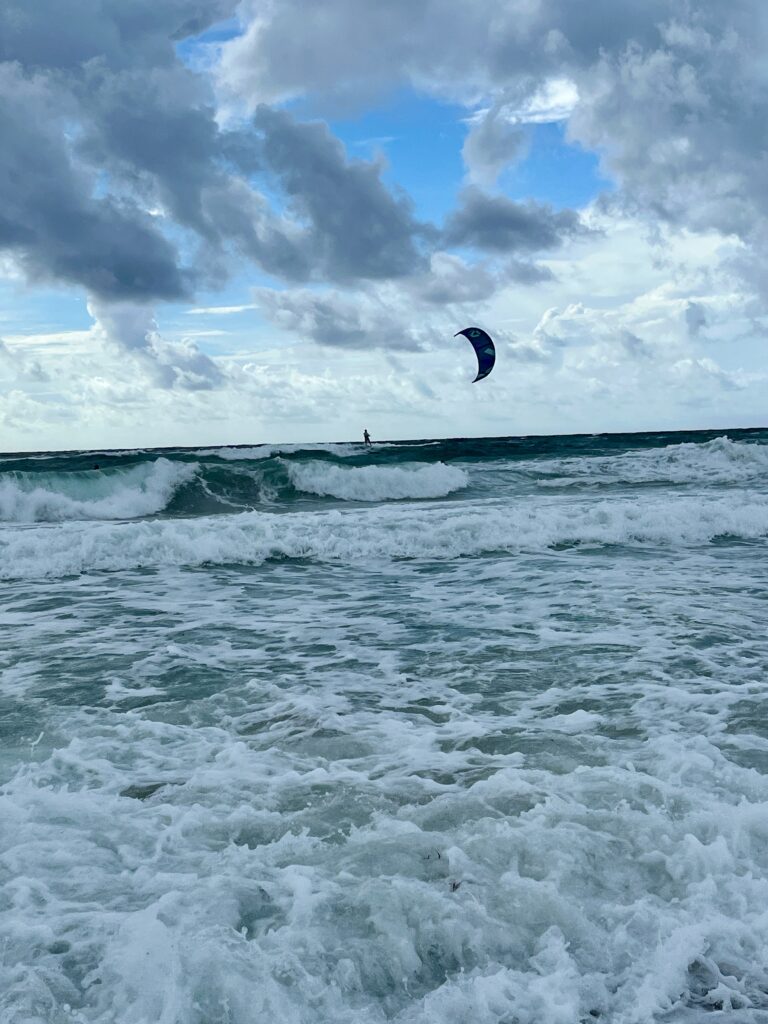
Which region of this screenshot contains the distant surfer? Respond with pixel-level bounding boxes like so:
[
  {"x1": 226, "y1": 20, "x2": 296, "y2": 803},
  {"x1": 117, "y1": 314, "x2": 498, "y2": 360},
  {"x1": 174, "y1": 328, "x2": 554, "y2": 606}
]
[
  {"x1": 93, "y1": 463, "x2": 100, "y2": 470},
  {"x1": 363, "y1": 429, "x2": 371, "y2": 447}
]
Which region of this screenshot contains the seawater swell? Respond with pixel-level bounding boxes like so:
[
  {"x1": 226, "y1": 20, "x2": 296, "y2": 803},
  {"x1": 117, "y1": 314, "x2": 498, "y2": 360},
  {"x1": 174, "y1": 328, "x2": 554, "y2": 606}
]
[
  {"x1": 3, "y1": 492, "x2": 768, "y2": 580},
  {"x1": 2, "y1": 428, "x2": 768, "y2": 526},
  {"x1": 525, "y1": 434, "x2": 768, "y2": 489},
  {"x1": 0, "y1": 449, "x2": 470, "y2": 523}
]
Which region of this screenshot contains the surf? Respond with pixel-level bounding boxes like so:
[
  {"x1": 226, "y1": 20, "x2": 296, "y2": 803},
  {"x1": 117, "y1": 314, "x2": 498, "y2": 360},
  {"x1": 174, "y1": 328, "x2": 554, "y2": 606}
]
[{"x1": 3, "y1": 491, "x2": 767, "y2": 580}]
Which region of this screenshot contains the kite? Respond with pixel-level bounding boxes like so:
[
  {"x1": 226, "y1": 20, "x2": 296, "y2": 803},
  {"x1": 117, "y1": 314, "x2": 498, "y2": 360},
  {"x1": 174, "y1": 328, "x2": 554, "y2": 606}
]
[{"x1": 456, "y1": 327, "x2": 496, "y2": 382}]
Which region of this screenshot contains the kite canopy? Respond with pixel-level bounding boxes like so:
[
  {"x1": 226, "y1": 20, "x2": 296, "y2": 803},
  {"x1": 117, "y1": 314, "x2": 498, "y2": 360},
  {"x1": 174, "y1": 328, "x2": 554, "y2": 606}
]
[{"x1": 456, "y1": 327, "x2": 496, "y2": 382}]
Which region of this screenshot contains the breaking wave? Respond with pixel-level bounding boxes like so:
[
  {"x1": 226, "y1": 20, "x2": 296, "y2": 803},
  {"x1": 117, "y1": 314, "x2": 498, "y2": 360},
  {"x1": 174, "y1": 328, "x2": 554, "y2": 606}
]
[
  {"x1": 0, "y1": 451, "x2": 469, "y2": 523},
  {"x1": 3, "y1": 493, "x2": 767, "y2": 579},
  {"x1": 193, "y1": 442, "x2": 361, "y2": 461},
  {"x1": 2, "y1": 432, "x2": 767, "y2": 525},
  {"x1": 533, "y1": 436, "x2": 768, "y2": 488},
  {"x1": 0, "y1": 458, "x2": 198, "y2": 523},
  {"x1": 283, "y1": 462, "x2": 468, "y2": 502}
]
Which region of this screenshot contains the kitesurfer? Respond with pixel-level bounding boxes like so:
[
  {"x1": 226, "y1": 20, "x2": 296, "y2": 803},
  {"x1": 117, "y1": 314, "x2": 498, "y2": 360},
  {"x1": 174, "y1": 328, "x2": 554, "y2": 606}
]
[{"x1": 363, "y1": 429, "x2": 371, "y2": 446}]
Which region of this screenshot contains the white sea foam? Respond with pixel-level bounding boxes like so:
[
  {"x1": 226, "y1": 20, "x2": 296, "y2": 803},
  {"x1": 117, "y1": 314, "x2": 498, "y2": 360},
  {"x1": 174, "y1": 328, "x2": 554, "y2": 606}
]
[
  {"x1": 2, "y1": 492, "x2": 767, "y2": 578},
  {"x1": 2, "y1": 616, "x2": 768, "y2": 1022},
  {"x1": 194, "y1": 442, "x2": 360, "y2": 460},
  {"x1": 535, "y1": 436, "x2": 768, "y2": 486},
  {"x1": 3, "y1": 433, "x2": 768, "y2": 1023},
  {"x1": 0, "y1": 458, "x2": 197, "y2": 523},
  {"x1": 284, "y1": 461, "x2": 469, "y2": 502}
]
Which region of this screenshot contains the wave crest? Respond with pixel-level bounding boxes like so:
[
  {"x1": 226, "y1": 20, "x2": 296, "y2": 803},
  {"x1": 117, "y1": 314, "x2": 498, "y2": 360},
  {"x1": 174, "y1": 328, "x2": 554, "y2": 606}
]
[
  {"x1": 534, "y1": 437, "x2": 768, "y2": 488},
  {"x1": 283, "y1": 462, "x2": 469, "y2": 502},
  {"x1": 0, "y1": 459, "x2": 197, "y2": 523},
  {"x1": 3, "y1": 494, "x2": 767, "y2": 579}
]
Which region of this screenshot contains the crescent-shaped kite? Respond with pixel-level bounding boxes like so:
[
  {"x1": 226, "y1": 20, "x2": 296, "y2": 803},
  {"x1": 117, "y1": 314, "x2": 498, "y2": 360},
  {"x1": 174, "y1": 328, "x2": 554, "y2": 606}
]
[{"x1": 456, "y1": 327, "x2": 496, "y2": 382}]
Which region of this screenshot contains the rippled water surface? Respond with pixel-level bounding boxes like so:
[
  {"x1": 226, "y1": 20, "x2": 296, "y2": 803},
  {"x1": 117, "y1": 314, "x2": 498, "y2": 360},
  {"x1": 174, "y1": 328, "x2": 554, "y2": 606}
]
[{"x1": 2, "y1": 429, "x2": 768, "y2": 1023}]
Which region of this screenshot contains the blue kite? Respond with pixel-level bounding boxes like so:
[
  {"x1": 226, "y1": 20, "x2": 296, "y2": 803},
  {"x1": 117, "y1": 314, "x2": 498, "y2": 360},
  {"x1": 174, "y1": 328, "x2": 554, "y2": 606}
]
[{"x1": 456, "y1": 327, "x2": 496, "y2": 382}]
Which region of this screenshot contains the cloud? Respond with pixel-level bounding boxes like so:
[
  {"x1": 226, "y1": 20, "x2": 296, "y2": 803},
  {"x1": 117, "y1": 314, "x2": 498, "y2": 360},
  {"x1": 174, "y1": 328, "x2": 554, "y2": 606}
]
[
  {"x1": 566, "y1": 8, "x2": 768, "y2": 246},
  {"x1": 5, "y1": 208, "x2": 766, "y2": 452},
  {"x1": 409, "y1": 253, "x2": 499, "y2": 305},
  {"x1": 685, "y1": 300, "x2": 709, "y2": 338},
  {"x1": 0, "y1": 0, "x2": 432, "y2": 311},
  {"x1": 199, "y1": 178, "x2": 313, "y2": 282},
  {"x1": 462, "y1": 79, "x2": 578, "y2": 186},
  {"x1": 0, "y1": 65, "x2": 189, "y2": 302},
  {"x1": 219, "y1": 0, "x2": 768, "y2": 289},
  {"x1": 4, "y1": 0, "x2": 768, "y2": 450},
  {"x1": 0, "y1": 338, "x2": 48, "y2": 383},
  {"x1": 216, "y1": 0, "x2": 665, "y2": 110},
  {"x1": 186, "y1": 304, "x2": 258, "y2": 315},
  {"x1": 0, "y1": 1, "x2": 246, "y2": 301},
  {"x1": 505, "y1": 78, "x2": 580, "y2": 124},
  {"x1": 671, "y1": 356, "x2": 743, "y2": 396},
  {"x1": 253, "y1": 286, "x2": 441, "y2": 352},
  {"x1": 253, "y1": 106, "x2": 430, "y2": 283},
  {"x1": 443, "y1": 187, "x2": 585, "y2": 253},
  {"x1": 0, "y1": 0, "x2": 236, "y2": 72},
  {"x1": 462, "y1": 108, "x2": 527, "y2": 187},
  {"x1": 217, "y1": 0, "x2": 456, "y2": 109},
  {"x1": 78, "y1": 63, "x2": 235, "y2": 234},
  {"x1": 88, "y1": 299, "x2": 223, "y2": 389},
  {"x1": 619, "y1": 329, "x2": 652, "y2": 360},
  {"x1": 505, "y1": 260, "x2": 555, "y2": 285},
  {"x1": 9, "y1": 0, "x2": 763, "y2": 328}
]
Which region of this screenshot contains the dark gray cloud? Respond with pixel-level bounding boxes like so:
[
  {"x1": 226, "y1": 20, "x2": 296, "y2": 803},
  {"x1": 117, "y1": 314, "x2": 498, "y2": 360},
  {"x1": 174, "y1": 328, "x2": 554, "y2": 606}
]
[
  {"x1": 505, "y1": 260, "x2": 555, "y2": 285},
  {"x1": 254, "y1": 287, "x2": 440, "y2": 351},
  {"x1": 407, "y1": 250, "x2": 552, "y2": 303},
  {"x1": 77, "y1": 65, "x2": 226, "y2": 233},
  {"x1": 0, "y1": 1, "x2": 234, "y2": 302},
  {"x1": 219, "y1": 0, "x2": 668, "y2": 110},
  {"x1": 200, "y1": 181, "x2": 312, "y2": 283},
  {"x1": 443, "y1": 188, "x2": 584, "y2": 254},
  {"x1": 0, "y1": 65, "x2": 188, "y2": 301},
  {"x1": 254, "y1": 106, "x2": 430, "y2": 283},
  {"x1": 0, "y1": 0, "x2": 234, "y2": 72},
  {"x1": 410, "y1": 254, "x2": 499, "y2": 305},
  {"x1": 0, "y1": 0, "x2": 430, "y2": 314}
]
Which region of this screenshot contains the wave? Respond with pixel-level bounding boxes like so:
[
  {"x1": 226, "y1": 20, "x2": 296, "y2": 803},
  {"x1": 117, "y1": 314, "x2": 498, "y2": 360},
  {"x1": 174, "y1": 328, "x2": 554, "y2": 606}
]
[
  {"x1": 532, "y1": 437, "x2": 768, "y2": 488},
  {"x1": 3, "y1": 493, "x2": 767, "y2": 579},
  {"x1": 0, "y1": 451, "x2": 469, "y2": 523},
  {"x1": 2, "y1": 433, "x2": 767, "y2": 525},
  {"x1": 192, "y1": 442, "x2": 361, "y2": 461},
  {"x1": 0, "y1": 459, "x2": 198, "y2": 523},
  {"x1": 283, "y1": 462, "x2": 468, "y2": 502}
]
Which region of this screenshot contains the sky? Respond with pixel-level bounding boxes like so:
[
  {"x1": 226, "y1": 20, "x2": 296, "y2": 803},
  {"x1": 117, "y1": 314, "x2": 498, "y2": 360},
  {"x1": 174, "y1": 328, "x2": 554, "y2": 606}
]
[{"x1": 1, "y1": 0, "x2": 766, "y2": 452}]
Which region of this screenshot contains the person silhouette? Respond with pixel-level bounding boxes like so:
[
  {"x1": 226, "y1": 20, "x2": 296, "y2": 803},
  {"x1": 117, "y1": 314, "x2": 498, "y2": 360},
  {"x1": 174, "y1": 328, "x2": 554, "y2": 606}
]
[{"x1": 363, "y1": 429, "x2": 371, "y2": 446}]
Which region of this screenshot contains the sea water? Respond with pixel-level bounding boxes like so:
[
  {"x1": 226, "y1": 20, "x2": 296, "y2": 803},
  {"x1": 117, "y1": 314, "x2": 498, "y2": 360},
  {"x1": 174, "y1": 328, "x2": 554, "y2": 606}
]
[{"x1": 2, "y1": 429, "x2": 768, "y2": 1023}]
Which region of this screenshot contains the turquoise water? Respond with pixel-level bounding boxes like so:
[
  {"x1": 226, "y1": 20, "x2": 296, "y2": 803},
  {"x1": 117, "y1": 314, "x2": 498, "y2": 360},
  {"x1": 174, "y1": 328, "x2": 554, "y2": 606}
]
[{"x1": 2, "y1": 429, "x2": 768, "y2": 1022}]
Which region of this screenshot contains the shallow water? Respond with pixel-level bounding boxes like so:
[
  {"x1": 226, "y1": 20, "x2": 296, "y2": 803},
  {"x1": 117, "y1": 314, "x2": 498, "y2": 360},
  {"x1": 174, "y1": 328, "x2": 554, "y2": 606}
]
[{"x1": 2, "y1": 429, "x2": 768, "y2": 1022}]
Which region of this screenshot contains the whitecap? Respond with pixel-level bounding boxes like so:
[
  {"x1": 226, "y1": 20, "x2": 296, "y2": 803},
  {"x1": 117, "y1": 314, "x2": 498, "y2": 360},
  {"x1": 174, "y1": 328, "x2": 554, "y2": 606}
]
[
  {"x1": 0, "y1": 458, "x2": 197, "y2": 523},
  {"x1": 283, "y1": 461, "x2": 469, "y2": 502}
]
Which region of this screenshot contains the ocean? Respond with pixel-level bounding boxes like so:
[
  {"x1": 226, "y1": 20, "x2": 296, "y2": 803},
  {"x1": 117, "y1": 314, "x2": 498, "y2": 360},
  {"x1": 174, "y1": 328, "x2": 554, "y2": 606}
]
[{"x1": 2, "y1": 427, "x2": 768, "y2": 1023}]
